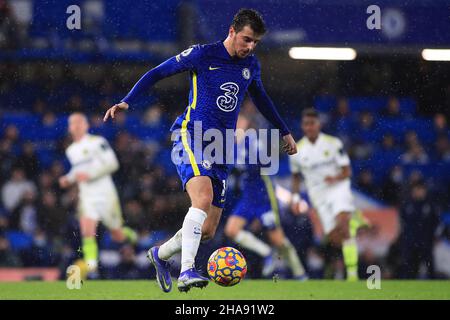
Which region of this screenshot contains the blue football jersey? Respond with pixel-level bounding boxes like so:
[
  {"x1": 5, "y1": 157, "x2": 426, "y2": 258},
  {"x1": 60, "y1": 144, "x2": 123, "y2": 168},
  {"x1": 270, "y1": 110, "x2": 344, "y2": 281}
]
[
  {"x1": 122, "y1": 40, "x2": 290, "y2": 139},
  {"x1": 121, "y1": 40, "x2": 290, "y2": 175},
  {"x1": 170, "y1": 41, "x2": 261, "y2": 135},
  {"x1": 120, "y1": 40, "x2": 290, "y2": 206}
]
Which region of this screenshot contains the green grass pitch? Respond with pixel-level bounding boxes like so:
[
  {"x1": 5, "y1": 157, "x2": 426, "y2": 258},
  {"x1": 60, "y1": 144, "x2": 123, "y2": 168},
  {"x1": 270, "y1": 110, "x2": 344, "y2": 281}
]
[{"x1": 1, "y1": 280, "x2": 449, "y2": 300}]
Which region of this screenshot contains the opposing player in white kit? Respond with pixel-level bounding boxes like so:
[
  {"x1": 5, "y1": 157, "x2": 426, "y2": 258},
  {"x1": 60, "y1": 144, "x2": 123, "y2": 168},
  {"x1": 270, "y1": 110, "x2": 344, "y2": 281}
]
[
  {"x1": 289, "y1": 108, "x2": 365, "y2": 281},
  {"x1": 59, "y1": 113, "x2": 137, "y2": 278}
]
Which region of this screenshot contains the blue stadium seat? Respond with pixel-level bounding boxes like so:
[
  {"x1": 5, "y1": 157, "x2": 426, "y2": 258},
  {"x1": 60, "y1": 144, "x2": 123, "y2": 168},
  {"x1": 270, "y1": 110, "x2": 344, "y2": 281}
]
[
  {"x1": 5, "y1": 231, "x2": 33, "y2": 252},
  {"x1": 90, "y1": 125, "x2": 116, "y2": 141},
  {"x1": 348, "y1": 97, "x2": 386, "y2": 113},
  {"x1": 155, "y1": 148, "x2": 178, "y2": 176},
  {"x1": 35, "y1": 148, "x2": 57, "y2": 169},
  {"x1": 1, "y1": 114, "x2": 41, "y2": 141},
  {"x1": 375, "y1": 120, "x2": 402, "y2": 145},
  {"x1": 314, "y1": 96, "x2": 416, "y2": 117},
  {"x1": 314, "y1": 96, "x2": 335, "y2": 113},
  {"x1": 99, "y1": 232, "x2": 122, "y2": 250},
  {"x1": 103, "y1": 0, "x2": 180, "y2": 41},
  {"x1": 135, "y1": 231, "x2": 170, "y2": 253},
  {"x1": 277, "y1": 155, "x2": 291, "y2": 177},
  {"x1": 5, "y1": 84, "x2": 41, "y2": 110},
  {"x1": 30, "y1": 0, "x2": 75, "y2": 39},
  {"x1": 402, "y1": 163, "x2": 438, "y2": 180},
  {"x1": 398, "y1": 98, "x2": 417, "y2": 116},
  {"x1": 2, "y1": 113, "x2": 40, "y2": 127},
  {"x1": 334, "y1": 118, "x2": 354, "y2": 135},
  {"x1": 403, "y1": 118, "x2": 434, "y2": 144}
]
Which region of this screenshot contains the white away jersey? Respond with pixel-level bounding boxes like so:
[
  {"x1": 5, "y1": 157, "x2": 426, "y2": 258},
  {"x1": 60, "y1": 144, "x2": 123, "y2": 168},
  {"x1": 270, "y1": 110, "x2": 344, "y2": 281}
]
[
  {"x1": 289, "y1": 133, "x2": 351, "y2": 200},
  {"x1": 65, "y1": 134, "x2": 119, "y2": 199}
]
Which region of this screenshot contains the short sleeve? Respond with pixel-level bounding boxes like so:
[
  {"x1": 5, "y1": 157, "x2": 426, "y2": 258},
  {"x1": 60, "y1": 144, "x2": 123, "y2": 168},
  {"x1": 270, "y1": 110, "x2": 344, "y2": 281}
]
[
  {"x1": 289, "y1": 153, "x2": 302, "y2": 174},
  {"x1": 334, "y1": 138, "x2": 350, "y2": 167},
  {"x1": 65, "y1": 147, "x2": 73, "y2": 165},
  {"x1": 96, "y1": 137, "x2": 111, "y2": 152}
]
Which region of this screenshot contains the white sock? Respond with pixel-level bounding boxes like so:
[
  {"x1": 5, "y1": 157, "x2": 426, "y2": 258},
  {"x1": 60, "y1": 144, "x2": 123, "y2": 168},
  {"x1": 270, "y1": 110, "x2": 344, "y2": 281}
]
[
  {"x1": 86, "y1": 259, "x2": 98, "y2": 272},
  {"x1": 180, "y1": 207, "x2": 207, "y2": 273},
  {"x1": 158, "y1": 229, "x2": 182, "y2": 261},
  {"x1": 234, "y1": 230, "x2": 271, "y2": 257},
  {"x1": 280, "y1": 238, "x2": 306, "y2": 277}
]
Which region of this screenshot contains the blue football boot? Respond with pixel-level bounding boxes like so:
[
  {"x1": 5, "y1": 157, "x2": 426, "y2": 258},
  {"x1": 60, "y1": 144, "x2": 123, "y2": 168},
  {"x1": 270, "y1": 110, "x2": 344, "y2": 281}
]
[
  {"x1": 147, "y1": 246, "x2": 172, "y2": 293},
  {"x1": 177, "y1": 268, "x2": 209, "y2": 292}
]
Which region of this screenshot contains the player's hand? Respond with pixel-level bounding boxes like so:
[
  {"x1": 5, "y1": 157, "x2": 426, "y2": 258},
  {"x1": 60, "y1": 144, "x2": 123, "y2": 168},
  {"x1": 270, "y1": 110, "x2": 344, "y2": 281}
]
[
  {"x1": 324, "y1": 176, "x2": 338, "y2": 185},
  {"x1": 103, "y1": 102, "x2": 129, "y2": 122},
  {"x1": 290, "y1": 202, "x2": 302, "y2": 215},
  {"x1": 290, "y1": 200, "x2": 310, "y2": 216},
  {"x1": 282, "y1": 134, "x2": 297, "y2": 155},
  {"x1": 58, "y1": 176, "x2": 70, "y2": 189},
  {"x1": 290, "y1": 193, "x2": 302, "y2": 215},
  {"x1": 75, "y1": 172, "x2": 90, "y2": 182}
]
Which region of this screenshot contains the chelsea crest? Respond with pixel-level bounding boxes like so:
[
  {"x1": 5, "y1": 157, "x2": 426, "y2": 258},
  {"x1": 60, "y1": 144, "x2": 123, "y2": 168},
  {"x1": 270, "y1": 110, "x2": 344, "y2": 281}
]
[{"x1": 242, "y1": 68, "x2": 250, "y2": 80}]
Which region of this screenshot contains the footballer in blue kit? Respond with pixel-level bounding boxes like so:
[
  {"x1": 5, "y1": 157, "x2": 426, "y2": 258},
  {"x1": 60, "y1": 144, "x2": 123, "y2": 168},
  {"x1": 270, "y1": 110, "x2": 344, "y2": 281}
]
[
  {"x1": 104, "y1": 9, "x2": 298, "y2": 293},
  {"x1": 225, "y1": 115, "x2": 307, "y2": 280}
]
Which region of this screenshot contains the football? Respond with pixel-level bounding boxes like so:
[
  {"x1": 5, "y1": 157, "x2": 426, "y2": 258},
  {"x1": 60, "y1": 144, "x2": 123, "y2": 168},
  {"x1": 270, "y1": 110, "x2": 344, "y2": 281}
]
[{"x1": 207, "y1": 247, "x2": 247, "y2": 287}]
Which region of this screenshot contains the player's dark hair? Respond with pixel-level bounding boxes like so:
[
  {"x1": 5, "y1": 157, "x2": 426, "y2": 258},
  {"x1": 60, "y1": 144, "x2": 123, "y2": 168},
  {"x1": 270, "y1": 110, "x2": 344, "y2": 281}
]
[
  {"x1": 231, "y1": 8, "x2": 266, "y2": 35},
  {"x1": 302, "y1": 108, "x2": 319, "y2": 119}
]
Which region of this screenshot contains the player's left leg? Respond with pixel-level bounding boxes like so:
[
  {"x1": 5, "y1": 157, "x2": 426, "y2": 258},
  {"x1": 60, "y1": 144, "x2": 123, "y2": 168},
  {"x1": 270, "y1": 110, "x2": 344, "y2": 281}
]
[
  {"x1": 176, "y1": 176, "x2": 220, "y2": 292},
  {"x1": 156, "y1": 204, "x2": 223, "y2": 262},
  {"x1": 103, "y1": 195, "x2": 138, "y2": 244},
  {"x1": 109, "y1": 227, "x2": 138, "y2": 244},
  {"x1": 332, "y1": 211, "x2": 359, "y2": 281},
  {"x1": 267, "y1": 227, "x2": 307, "y2": 280},
  {"x1": 79, "y1": 216, "x2": 99, "y2": 276},
  {"x1": 201, "y1": 204, "x2": 223, "y2": 241}
]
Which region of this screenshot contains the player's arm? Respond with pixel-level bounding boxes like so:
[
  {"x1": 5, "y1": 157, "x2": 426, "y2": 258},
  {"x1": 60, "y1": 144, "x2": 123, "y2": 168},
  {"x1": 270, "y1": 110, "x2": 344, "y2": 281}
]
[
  {"x1": 325, "y1": 139, "x2": 352, "y2": 184},
  {"x1": 291, "y1": 173, "x2": 302, "y2": 195},
  {"x1": 289, "y1": 153, "x2": 303, "y2": 215},
  {"x1": 84, "y1": 138, "x2": 119, "y2": 181},
  {"x1": 247, "y1": 61, "x2": 296, "y2": 155},
  {"x1": 104, "y1": 46, "x2": 203, "y2": 121},
  {"x1": 325, "y1": 165, "x2": 352, "y2": 184},
  {"x1": 59, "y1": 150, "x2": 77, "y2": 189}
]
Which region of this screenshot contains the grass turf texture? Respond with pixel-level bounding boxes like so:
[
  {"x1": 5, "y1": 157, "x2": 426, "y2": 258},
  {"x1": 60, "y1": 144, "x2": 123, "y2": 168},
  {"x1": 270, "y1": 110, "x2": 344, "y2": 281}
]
[{"x1": 1, "y1": 280, "x2": 449, "y2": 300}]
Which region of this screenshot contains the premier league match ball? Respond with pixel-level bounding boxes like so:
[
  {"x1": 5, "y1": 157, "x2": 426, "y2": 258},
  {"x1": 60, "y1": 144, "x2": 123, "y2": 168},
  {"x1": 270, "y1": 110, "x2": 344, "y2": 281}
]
[{"x1": 207, "y1": 247, "x2": 247, "y2": 287}]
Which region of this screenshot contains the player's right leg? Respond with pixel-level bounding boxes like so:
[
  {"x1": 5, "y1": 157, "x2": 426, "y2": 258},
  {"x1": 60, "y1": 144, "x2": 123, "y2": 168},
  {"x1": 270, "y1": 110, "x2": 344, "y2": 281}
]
[
  {"x1": 152, "y1": 201, "x2": 223, "y2": 293},
  {"x1": 160, "y1": 134, "x2": 228, "y2": 292},
  {"x1": 316, "y1": 191, "x2": 360, "y2": 281},
  {"x1": 104, "y1": 194, "x2": 138, "y2": 245},
  {"x1": 79, "y1": 215, "x2": 100, "y2": 278},
  {"x1": 327, "y1": 211, "x2": 358, "y2": 281},
  {"x1": 176, "y1": 176, "x2": 212, "y2": 292}
]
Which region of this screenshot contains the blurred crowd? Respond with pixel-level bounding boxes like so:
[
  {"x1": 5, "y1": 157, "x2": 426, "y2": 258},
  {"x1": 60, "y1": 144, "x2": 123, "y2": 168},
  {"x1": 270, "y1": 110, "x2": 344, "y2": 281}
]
[
  {"x1": 322, "y1": 97, "x2": 450, "y2": 207},
  {"x1": 319, "y1": 97, "x2": 450, "y2": 279},
  {"x1": 0, "y1": 101, "x2": 191, "y2": 278},
  {"x1": 0, "y1": 92, "x2": 449, "y2": 280},
  {"x1": 0, "y1": 0, "x2": 449, "y2": 278}
]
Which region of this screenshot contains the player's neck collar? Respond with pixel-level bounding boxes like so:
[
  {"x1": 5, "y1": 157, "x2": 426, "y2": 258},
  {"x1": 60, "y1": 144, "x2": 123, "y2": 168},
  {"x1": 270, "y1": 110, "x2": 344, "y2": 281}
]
[
  {"x1": 308, "y1": 133, "x2": 321, "y2": 145},
  {"x1": 77, "y1": 133, "x2": 89, "y2": 142},
  {"x1": 220, "y1": 39, "x2": 243, "y2": 61},
  {"x1": 220, "y1": 39, "x2": 233, "y2": 59}
]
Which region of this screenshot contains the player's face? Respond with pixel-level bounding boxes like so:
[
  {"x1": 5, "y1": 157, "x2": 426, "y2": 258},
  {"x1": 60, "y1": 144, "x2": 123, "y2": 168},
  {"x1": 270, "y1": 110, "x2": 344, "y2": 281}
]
[
  {"x1": 231, "y1": 26, "x2": 262, "y2": 58},
  {"x1": 301, "y1": 116, "x2": 321, "y2": 140},
  {"x1": 68, "y1": 114, "x2": 89, "y2": 140}
]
